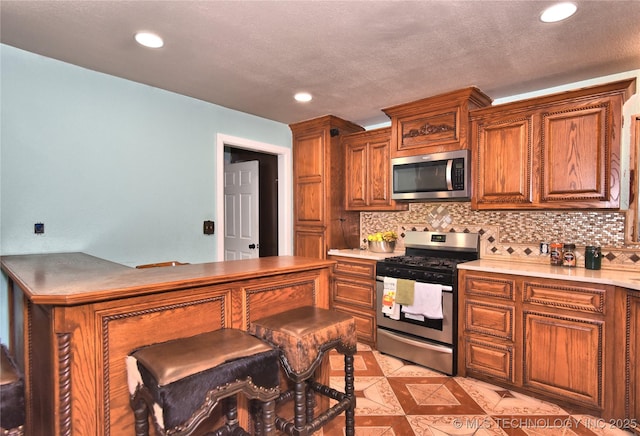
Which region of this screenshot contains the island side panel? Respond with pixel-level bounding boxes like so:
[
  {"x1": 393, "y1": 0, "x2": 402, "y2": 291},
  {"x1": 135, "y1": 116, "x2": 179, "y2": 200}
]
[
  {"x1": 69, "y1": 267, "x2": 330, "y2": 435},
  {"x1": 236, "y1": 269, "x2": 329, "y2": 329},
  {"x1": 28, "y1": 303, "x2": 58, "y2": 435},
  {"x1": 3, "y1": 254, "x2": 335, "y2": 435},
  {"x1": 97, "y1": 285, "x2": 233, "y2": 435},
  {"x1": 7, "y1": 280, "x2": 26, "y2": 409}
]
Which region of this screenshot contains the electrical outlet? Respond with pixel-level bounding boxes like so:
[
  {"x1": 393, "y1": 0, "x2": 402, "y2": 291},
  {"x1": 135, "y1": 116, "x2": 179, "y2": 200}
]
[{"x1": 540, "y1": 242, "x2": 549, "y2": 255}]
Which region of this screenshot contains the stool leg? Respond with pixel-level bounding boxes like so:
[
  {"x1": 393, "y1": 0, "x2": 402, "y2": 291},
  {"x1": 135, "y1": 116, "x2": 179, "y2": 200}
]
[
  {"x1": 251, "y1": 400, "x2": 263, "y2": 436},
  {"x1": 293, "y1": 380, "x2": 308, "y2": 435},
  {"x1": 305, "y1": 380, "x2": 315, "y2": 424},
  {"x1": 261, "y1": 399, "x2": 277, "y2": 436},
  {"x1": 344, "y1": 353, "x2": 355, "y2": 436},
  {"x1": 131, "y1": 398, "x2": 150, "y2": 436},
  {"x1": 225, "y1": 396, "x2": 239, "y2": 430}
]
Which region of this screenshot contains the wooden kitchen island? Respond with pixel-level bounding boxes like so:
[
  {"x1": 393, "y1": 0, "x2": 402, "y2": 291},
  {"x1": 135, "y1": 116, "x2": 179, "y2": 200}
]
[{"x1": 1, "y1": 252, "x2": 335, "y2": 436}]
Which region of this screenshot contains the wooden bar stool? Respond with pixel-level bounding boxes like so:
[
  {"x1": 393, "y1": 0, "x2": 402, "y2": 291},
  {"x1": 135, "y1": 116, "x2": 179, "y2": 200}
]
[
  {"x1": 249, "y1": 306, "x2": 357, "y2": 436},
  {"x1": 126, "y1": 329, "x2": 280, "y2": 436},
  {"x1": 0, "y1": 344, "x2": 25, "y2": 436}
]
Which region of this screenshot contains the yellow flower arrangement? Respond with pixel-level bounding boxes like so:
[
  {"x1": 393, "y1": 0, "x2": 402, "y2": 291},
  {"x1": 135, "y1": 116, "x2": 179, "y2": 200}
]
[{"x1": 366, "y1": 230, "x2": 398, "y2": 243}]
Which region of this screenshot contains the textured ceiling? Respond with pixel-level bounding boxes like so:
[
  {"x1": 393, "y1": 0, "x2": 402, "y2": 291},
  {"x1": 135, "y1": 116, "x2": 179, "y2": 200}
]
[{"x1": 1, "y1": 0, "x2": 639, "y2": 127}]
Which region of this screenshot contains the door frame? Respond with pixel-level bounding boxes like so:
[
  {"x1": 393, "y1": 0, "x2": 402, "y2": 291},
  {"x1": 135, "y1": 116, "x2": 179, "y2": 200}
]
[{"x1": 216, "y1": 133, "x2": 292, "y2": 261}]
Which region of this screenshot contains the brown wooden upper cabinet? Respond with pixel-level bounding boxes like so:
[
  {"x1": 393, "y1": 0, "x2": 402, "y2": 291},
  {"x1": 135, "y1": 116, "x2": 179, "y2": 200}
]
[
  {"x1": 342, "y1": 127, "x2": 408, "y2": 211},
  {"x1": 470, "y1": 79, "x2": 636, "y2": 210},
  {"x1": 383, "y1": 87, "x2": 492, "y2": 157}
]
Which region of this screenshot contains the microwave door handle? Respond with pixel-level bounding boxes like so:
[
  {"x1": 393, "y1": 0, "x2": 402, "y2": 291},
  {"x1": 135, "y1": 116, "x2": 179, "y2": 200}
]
[{"x1": 446, "y1": 159, "x2": 453, "y2": 190}]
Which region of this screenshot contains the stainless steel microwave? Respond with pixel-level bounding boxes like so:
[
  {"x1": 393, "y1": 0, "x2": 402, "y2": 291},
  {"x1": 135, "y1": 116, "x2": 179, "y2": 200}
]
[{"x1": 391, "y1": 149, "x2": 470, "y2": 201}]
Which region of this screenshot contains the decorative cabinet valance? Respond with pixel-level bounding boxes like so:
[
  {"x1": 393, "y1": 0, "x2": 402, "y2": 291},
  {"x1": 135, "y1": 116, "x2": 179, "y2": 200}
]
[{"x1": 383, "y1": 87, "x2": 492, "y2": 157}]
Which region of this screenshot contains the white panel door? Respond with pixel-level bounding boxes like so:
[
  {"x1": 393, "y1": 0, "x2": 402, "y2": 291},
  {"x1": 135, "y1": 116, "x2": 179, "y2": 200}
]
[{"x1": 224, "y1": 160, "x2": 259, "y2": 260}]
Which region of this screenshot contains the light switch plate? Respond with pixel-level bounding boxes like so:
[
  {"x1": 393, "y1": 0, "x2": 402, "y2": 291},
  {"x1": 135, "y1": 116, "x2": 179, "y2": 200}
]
[{"x1": 203, "y1": 220, "x2": 214, "y2": 235}]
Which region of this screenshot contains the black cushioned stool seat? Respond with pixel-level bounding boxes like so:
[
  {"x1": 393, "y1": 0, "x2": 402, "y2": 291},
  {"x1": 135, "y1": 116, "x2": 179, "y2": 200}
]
[
  {"x1": 249, "y1": 306, "x2": 357, "y2": 436},
  {"x1": 0, "y1": 344, "x2": 25, "y2": 436},
  {"x1": 126, "y1": 329, "x2": 280, "y2": 436}
]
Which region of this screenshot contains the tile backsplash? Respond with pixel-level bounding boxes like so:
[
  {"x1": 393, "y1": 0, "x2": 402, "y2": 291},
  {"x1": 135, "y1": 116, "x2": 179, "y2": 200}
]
[{"x1": 361, "y1": 202, "x2": 640, "y2": 270}]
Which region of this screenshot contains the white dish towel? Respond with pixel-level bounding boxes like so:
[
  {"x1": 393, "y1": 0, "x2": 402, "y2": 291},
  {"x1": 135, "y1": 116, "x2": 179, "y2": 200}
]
[
  {"x1": 401, "y1": 282, "x2": 443, "y2": 319},
  {"x1": 382, "y1": 277, "x2": 401, "y2": 320}
]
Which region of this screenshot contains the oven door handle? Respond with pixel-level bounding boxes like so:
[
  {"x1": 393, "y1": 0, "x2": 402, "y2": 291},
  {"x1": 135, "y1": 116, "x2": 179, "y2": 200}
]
[
  {"x1": 376, "y1": 277, "x2": 452, "y2": 292},
  {"x1": 378, "y1": 329, "x2": 453, "y2": 354}
]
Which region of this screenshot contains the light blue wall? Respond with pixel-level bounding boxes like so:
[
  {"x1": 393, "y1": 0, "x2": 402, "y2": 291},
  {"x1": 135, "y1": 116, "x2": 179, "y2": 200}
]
[{"x1": 0, "y1": 44, "x2": 292, "y2": 342}]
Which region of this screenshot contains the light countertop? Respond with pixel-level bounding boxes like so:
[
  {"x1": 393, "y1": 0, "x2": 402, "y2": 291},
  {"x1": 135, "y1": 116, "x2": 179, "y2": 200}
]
[
  {"x1": 327, "y1": 248, "x2": 403, "y2": 261},
  {"x1": 327, "y1": 248, "x2": 640, "y2": 291},
  {"x1": 458, "y1": 259, "x2": 640, "y2": 291}
]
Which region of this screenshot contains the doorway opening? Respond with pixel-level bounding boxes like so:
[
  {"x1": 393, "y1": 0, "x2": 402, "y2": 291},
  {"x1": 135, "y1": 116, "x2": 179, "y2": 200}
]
[
  {"x1": 225, "y1": 151, "x2": 275, "y2": 258},
  {"x1": 216, "y1": 134, "x2": 292, "y2": 261}
]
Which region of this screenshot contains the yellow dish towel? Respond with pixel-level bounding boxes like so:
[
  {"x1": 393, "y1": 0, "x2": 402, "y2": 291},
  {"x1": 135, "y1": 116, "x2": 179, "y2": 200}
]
[{"x1": 395, "y1": 279, "x2": 415, "y2": 305}]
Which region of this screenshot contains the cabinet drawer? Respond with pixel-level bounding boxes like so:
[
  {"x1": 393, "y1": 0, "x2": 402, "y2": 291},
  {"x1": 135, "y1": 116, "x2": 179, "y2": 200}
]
[
  {"x1": 332, "y1": 257, "x2": 376, "y2": 279},
  {"x1": 464, "y1": 337, "x2": 514, "y2": 382},
  {"x1": 523, "y1": 281, "x2": 606, "y2": 314},
  {"x1": 333, "y1": 277, "x2": 375, "y2": 309},
  {"x1": 463, "y1": 275, "x2": 515, "y2": 300},
  {"x1": 464, "y1": 300, "x2": 514, "y2": 340}
]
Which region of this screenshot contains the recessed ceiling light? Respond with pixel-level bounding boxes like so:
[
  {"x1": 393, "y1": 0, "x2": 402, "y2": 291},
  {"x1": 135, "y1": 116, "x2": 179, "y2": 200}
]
[
  {"x1": 540, "y1": 2, "x2": 577, "y2": 23},
  {"x1": 294, "y1": 92, "x2": 313, "y2": 103},
  {"x1": 134, "y1": 32, "x2": 164, "y2": 48}
]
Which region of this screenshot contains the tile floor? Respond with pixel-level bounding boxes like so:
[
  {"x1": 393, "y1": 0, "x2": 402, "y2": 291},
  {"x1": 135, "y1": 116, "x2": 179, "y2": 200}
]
[{"x1": 320, "y1": 343, "x2": 633, "y2": 436}]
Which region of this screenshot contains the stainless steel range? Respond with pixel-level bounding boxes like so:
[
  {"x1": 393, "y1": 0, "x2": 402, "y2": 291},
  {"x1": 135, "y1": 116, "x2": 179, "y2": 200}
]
[{"x1": 375, "y1": 231, "x2": 479, "y2": 375}]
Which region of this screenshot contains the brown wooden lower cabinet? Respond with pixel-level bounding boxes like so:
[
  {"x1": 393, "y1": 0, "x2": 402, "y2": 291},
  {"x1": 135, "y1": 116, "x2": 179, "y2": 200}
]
[
  {"x1": 459, "y1": 269, "x2": 633, "y2": 426},
  {"x1": 329, "y1": 255, "x2": 377, "y2": 346},
  {"x1": 523, "y1": 311, "x2": 602, "y2": 408},
  {"x1": 295, "y1": 228, "x2": 326, "y2": 259},
  {"x1": 630, "y1": 292, "x2": 640, "y2": 433},
  {"x1": 460, "y1": 272, "x2": 517, "y2": 384},
  {"x1": 618, "y1": 288, "x2": 640, "y2": 433}
]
